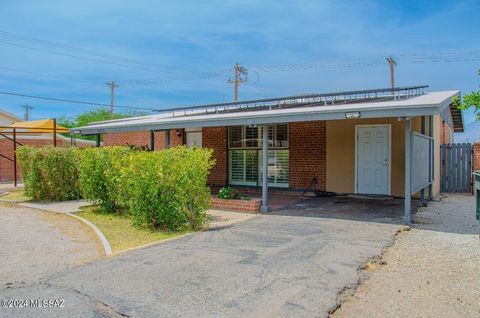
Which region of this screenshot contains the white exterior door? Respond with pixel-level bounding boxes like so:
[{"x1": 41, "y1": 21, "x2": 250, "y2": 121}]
[
  {"x1": 356, "y1": 125, "x2": 390, "y2": 195},
  {"x1": 186, "y1": 131, "x2": 202, "y2": 147}
]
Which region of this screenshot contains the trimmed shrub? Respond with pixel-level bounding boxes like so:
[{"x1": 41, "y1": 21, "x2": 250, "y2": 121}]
[
  {"x1": 116, "y1": 146, "x2": 214, "y2": 230},
  {"x1": 17, "y1": 146, "x2": 81, "y2": 201},
  {"x1": 77, "y1": 147, "x2": 132, "y2": 213}
]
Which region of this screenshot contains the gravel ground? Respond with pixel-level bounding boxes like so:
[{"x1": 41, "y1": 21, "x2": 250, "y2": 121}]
[
  {"x1": 0, "y1": 204, "x2": 103, "y2": 287},
  {"x1": 333, "y1": 194, "x2": 480, "y2": 318}
]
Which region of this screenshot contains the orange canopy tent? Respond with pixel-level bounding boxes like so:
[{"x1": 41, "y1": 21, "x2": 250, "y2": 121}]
[
  {"x1": 0, "y1": 118, "x2": 68, "y2": 187},
  {"x1": 3, "y1": 118, "x2": 69, "y2": 133}
]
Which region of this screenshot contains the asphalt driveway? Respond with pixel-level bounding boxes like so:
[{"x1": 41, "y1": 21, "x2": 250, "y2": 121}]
[{"x1": 2, "y1": 213, "x2": 400, "y2": 318}]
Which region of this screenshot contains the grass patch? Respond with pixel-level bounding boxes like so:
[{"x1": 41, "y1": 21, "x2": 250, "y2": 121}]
[
  {"x1": 0, "y1": 189, "x2": 31, "y2": 202},
  {"x1": 77, "y1": 206, "x2": 189, "y2": 252}
]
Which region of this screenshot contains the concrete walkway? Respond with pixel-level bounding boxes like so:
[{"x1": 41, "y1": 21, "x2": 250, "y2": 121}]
[
  {"x1": 207, "y1": 209, "x2": 258, "y2": 229},
  {"x1": 19, "y1": 200, "x2": 90, "y2": 213}
]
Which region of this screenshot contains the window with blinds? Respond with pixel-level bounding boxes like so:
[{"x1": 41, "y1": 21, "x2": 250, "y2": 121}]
[{"x1": 228, "y1": 124, "x2": 289, "y2": 188}]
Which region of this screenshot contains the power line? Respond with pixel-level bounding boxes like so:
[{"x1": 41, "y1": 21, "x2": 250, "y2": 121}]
[
  {"x1": 0, "y1": 40, "x2": 164, "y2": 73},
  {"x1": 0, "y1": 90, "x2": 157, "y2": 112},
  {"x1": 0, "y1": 30, "x2": 189, "y2": 76},
  {"x1": 0, "y1": 66, "x2": 94, "y2": 85}
]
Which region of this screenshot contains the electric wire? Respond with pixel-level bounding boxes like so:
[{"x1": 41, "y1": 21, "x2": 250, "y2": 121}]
[{"x1": 0, "y1": 90, "x2": 158, "y2": 112}]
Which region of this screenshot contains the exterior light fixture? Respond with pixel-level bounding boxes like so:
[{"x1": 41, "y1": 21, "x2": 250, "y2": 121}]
[{"x1": 345, "y1": 111, "x2": 361, "y2": 119}]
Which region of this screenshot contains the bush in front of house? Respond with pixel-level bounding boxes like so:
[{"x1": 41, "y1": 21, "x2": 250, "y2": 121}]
[
  {"x1": 76, "y1": 147, "x2": 132, "y2": 213},
  {"x1": 217, "y1": 186, "x2": 241, "y2": 200},
  {"x1": 18, "y1": 144, "x2": 215, "y2": 231},
  {"x1": 116, "y1": 146, "x2": 215, "y2": 231},
  {"x1": 17, "y1": 146, "x2": 81, "y2": 201}
]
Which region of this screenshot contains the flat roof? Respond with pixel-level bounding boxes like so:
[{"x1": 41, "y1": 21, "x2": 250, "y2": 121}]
[{"x1": 72, "y1": 89, "x2": 461, "y2": 135}]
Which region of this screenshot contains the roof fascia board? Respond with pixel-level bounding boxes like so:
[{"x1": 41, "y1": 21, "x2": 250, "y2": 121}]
[{"x1": 73, "y1": 105, "x2": 441, "y2": 135}]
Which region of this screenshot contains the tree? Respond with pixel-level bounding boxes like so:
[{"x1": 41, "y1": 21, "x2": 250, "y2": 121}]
[
  {"x1": 59, "y1": 108, "x2": 147, "y2": 140},
  {"x1": 457, "y1": 91, "x2": 480, "y2": 120}
]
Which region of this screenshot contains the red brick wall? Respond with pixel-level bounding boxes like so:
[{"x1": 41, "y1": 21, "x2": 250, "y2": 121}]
[
  {"x1": 473, "y1": 143, "x2": 480, "y2": 172},
  {"x1": 289, "y1": 121, "x2": 326, "y2": 191},
  {"x1": 0, "y1": 138, "x2": 74, "y2": 182},
  {"x1": 202, "y1": 127, "x2": 228, "y2": 187},
  {"x1": 440, "y1": 120, "x2": 453, "y2": 145},
  {"x1": 103, "y1": 130, "x2": 184, "y2": 149},
  {"x1": 102, "y1": 124, "x2": 328, "y2": 191},
  {"x1": 210, "y1": 197, "x2": 261, "y2": 213}
]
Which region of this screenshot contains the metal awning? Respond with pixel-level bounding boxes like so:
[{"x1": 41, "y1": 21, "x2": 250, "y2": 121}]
[{"x1": 72, "y1": 89, "x2": 460, "y2": 135}]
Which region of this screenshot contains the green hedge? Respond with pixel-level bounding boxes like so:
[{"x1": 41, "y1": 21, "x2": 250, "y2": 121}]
[
  {"x1": 76, "y1": 147, "x2": 131, "y2": 213},
  {"x1": 17, "y1": 145, "x2": 214, "y2": 231},
  {"x1": 116, "y1": 147, "x2": 214, "y2": 230},
  {"x1": 17, "y1": 146, "x2": 81, "y2": 201}
]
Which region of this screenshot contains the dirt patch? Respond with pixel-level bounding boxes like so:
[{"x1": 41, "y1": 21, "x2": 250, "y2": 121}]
[
  {"x1": 0, "y1": 205, "x2": 103, "y2": 286},
  {"x1": 39, "y1": 211, "x2": 104, "y2": 256},
  {"x1": 331, "y1": 194, "x2": 480, "y2": 318},
  {"x1": 328, "y1": 225, "x2": 409, "y2": 316}
]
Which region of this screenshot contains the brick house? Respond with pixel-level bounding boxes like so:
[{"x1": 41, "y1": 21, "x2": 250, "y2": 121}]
[
  {"x1": 73, "y1": 86, "x2": 464, "y2": 224},
  {"x1": 0, "y1": 110, "x2": 94, "y2": 182}
]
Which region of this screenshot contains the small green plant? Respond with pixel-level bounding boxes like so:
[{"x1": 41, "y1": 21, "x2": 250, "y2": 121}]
[{"x1": 217, "y1": 187, "x2": 241, "y2": 200}]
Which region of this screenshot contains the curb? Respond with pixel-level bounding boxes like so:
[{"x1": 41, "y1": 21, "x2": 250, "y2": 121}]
[
  {"x1": 113, "y1": 232, "x2": 195, "y2": 256},
  {"x1": 67, "y1": 213, "x2": 113, "y2": 256}
]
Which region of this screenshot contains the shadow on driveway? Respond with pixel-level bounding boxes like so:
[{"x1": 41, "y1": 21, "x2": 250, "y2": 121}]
[{"x1": 270, "y1": 194, "x2": 417, "y2": 224}]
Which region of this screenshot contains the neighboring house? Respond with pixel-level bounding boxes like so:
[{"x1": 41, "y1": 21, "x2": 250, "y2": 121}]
[
  {"x1": 0, "y1": 109, "x2": 95, "y2": 182},
  {"x1": 72, "y1": 86, "x2": 464, "y2": 224}
]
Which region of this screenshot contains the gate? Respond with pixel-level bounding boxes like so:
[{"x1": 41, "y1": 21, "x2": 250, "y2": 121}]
[{"x1": 441, "y1": 143, "x2": 472, "y2": 193}]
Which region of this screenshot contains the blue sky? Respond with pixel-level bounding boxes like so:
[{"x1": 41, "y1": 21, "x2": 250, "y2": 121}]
[{"x1": 0, "y1": 0, "x2": 479, "y2": 127}]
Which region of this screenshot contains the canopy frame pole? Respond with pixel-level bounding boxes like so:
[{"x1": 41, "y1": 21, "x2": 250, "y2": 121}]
[
  {"x1": 13, "y1": 128, "x2": 17, "y2": 187},
  {"x1": 53, "y1": 118, "x2": 57, "y2": 147}
]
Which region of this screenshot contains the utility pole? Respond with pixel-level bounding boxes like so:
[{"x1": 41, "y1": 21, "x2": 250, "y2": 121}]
[
  {"x1": 105, "y1": 81, "x2": 119, "y2": 118},
  {"x1": 21, "y1": 104, "x2": 33, "y2": 121},
  {"x1": 386, "y1": 57, "x2": 397, "y2": 95},
  {"x1": 228, "y1": 63, "x2": 248, "y2": 102}
]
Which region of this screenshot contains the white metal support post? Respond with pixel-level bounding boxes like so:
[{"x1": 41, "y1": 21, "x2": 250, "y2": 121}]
[
  {"x1": 420, "y1": 116, "x2": 427, "y2": 206},
  {"x1": 428, "y1": 115, "x2": 434, "y2": 199},
  {"x1": 261, "y1": 125, "x2": 270, "y2": 213},
  {"x1": 404, "y1": 118, "x2": 412, "y2": 225}
]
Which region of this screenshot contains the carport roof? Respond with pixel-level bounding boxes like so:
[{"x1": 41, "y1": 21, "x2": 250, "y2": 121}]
[{"x1": 72, "y1": 87, "x2": 461, "y2": 135}]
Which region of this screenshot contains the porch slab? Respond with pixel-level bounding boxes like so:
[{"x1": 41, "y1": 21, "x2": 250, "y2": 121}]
[{"x1": 268, "y1": 194, "x2": 417, "y2": 224}]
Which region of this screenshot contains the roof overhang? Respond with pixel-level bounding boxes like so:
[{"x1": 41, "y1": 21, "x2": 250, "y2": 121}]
[
  {"x1": 72, "y1": 90, "x2": 460, "y2": 135},
  {"x1": 449, "y1": 104, "x2": 464, "y2": 133}
]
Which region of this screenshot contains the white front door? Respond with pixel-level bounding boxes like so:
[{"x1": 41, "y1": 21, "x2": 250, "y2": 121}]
[
  {"x1": 186, "y1": 131, "x2": 202, "y2": 147},
  {"x1": 356, "y1": 125, "x2": 390, "y2": 195}
]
